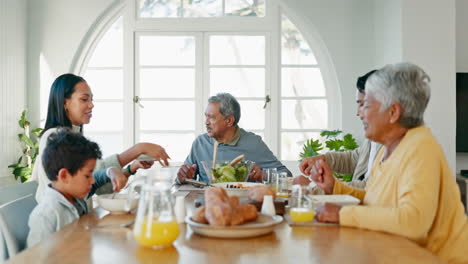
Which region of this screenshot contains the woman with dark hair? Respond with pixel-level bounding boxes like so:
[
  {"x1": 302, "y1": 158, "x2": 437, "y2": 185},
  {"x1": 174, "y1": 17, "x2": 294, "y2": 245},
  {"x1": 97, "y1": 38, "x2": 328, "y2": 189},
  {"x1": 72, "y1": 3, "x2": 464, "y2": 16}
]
[{"x1": 33, "y1": 73, "x2": 171, "y2": 201}]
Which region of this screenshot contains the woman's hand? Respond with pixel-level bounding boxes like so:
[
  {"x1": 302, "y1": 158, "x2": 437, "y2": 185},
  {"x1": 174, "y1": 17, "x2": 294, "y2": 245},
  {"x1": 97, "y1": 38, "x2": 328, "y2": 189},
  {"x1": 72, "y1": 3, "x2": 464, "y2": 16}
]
[
  {"x1": 131, "y1": 160, "x2": 153, "y2": 173},
  {"x1": 107, "y1": 168, "x2": 129, "y2": 192},
  {"x1": 138, "y1": 143, "x2": 171, "y2": 166},
  {"x1": 299, "y1": 155, "x2": 325, "y2": 176},
  {"x1": 309, "y1": 159, "x2": 335, "y2": 194},
  {"x1": 316, "y1": 203, "x2": 341, "y2": 223}
]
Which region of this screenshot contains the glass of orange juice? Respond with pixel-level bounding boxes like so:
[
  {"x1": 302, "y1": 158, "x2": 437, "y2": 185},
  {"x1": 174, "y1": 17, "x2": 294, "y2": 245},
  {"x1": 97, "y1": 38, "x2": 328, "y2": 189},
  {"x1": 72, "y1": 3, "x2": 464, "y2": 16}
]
[
  {"x1": 289, "y1": 185, "x2": 315, "y2": 222},
  {"x1": 133, "y1": 182, "x2": 180, "y2": 249}
]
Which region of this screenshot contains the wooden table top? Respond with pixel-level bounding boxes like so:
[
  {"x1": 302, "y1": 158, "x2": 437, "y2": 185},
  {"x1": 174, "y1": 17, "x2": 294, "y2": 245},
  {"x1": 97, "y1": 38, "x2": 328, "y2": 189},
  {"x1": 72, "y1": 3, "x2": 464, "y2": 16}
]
[{"x1": 8, "y1": 191, "x2": 442, "y2": 264}]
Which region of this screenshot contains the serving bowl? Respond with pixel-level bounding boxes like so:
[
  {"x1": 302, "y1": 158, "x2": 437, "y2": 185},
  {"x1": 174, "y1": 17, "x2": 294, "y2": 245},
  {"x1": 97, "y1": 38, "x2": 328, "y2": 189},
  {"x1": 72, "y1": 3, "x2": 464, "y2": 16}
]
[
  {"x1": 201, "y1": 160, "x2": 255, "y2": 183},
  {"x1": 97, "y1": 193, "x2": 138, "y2": 214}
]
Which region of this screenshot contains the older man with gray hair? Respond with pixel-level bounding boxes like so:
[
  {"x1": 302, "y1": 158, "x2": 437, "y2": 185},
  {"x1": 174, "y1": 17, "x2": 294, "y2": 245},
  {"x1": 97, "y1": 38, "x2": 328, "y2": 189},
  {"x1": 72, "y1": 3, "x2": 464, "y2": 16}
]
[{"x1": 177, "y1": 93, "x2": 291, "y2": 184}]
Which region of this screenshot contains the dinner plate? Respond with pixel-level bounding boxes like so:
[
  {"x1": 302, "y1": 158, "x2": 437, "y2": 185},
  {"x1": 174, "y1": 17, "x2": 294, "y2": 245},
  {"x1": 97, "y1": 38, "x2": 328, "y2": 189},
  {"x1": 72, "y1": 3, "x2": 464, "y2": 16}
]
[
  {"x1": 309, "y1": 194, "x2": 360, "y2": 206},
  {"x1": 186, "y1": 213, "x2": 283, "y2": 238},
  {"x1": 211, "y1": 182, "x2": 263, "y2": 196}
]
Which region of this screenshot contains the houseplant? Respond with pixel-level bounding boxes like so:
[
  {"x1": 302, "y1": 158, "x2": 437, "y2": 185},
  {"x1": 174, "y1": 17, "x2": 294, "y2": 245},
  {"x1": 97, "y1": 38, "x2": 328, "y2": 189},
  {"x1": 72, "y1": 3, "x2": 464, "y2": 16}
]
[
  {"x1": 299, "y1": 130, "x2": 359, "y2": 182},
  {"x1": 8, "y1": 110, "x2": 42, "y2": 183}
]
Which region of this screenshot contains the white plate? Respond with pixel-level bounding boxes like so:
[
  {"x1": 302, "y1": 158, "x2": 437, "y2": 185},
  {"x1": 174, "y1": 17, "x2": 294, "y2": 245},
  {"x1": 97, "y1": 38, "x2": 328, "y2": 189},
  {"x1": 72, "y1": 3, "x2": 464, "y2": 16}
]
[
  {"x1": 211, "y1": 182, "x2": 263, "y2": 196},
  {"x1": 309, "y1": 194, "x2": 360, "y2": 206},
  {"x1": 186, "y1": 214, "x2": 283, "y2": 238}
]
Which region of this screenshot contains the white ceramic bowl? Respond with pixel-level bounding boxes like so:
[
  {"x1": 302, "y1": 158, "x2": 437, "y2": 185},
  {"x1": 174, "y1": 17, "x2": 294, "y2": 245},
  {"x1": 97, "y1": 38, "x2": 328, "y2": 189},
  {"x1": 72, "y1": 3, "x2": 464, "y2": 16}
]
[{"x1": 97, "y1": 193, "x2": 138, "y2": 214}]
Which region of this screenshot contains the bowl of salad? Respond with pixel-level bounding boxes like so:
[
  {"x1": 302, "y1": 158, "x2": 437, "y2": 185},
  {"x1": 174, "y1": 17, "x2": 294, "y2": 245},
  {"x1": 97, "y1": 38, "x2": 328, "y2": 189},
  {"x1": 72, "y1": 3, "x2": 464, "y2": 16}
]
[{"x1": 201, "y1": 159, "x2": 255, "y2": 183}]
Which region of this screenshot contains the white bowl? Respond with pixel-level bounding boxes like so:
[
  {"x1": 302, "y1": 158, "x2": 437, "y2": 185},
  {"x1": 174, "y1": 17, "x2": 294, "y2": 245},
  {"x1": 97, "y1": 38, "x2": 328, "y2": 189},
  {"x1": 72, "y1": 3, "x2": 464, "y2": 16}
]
[{"x1": 97, "y1": 193, "x2": 138, "y2": 214}]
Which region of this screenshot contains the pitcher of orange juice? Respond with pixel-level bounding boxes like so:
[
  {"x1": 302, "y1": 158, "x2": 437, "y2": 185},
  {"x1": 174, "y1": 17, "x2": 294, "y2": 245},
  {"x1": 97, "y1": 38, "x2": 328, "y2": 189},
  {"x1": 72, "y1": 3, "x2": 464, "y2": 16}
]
[{"x1": 133, "y1": 182, "x2": 179, "y2": 248}]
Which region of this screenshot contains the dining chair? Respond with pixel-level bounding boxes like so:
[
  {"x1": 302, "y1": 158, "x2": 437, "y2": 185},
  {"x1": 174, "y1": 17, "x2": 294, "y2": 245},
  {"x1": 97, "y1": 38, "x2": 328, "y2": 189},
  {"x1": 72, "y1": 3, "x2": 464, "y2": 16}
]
[
  {"x1": 0, "y1": 181, "x2": 38, "y2": 205},
  {"x1": 0, "y1": 194, "x2": 37, "y2": 261}
]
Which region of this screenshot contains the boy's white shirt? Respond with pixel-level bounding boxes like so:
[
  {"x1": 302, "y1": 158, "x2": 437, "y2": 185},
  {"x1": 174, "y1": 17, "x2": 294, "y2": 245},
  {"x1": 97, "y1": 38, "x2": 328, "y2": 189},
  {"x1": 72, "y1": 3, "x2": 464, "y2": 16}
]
[{"x1": 26, "y1": 185, "x2": 81, "y2": 248}]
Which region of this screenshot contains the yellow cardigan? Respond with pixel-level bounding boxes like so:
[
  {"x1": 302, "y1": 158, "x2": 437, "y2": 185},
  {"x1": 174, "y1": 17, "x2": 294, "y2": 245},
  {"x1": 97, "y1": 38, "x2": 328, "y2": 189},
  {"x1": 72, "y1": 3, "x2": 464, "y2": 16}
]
[{"x1": 334, "y1": 126, "x2": 468, "y2": 264}]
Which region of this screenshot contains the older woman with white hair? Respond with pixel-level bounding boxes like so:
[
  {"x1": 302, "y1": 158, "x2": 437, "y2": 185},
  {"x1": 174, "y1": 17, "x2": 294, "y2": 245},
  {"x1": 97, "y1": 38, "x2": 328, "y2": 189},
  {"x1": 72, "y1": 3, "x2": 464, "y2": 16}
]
[{"x1": 308, "y1": 63, "x2": 467, "y2": 263}]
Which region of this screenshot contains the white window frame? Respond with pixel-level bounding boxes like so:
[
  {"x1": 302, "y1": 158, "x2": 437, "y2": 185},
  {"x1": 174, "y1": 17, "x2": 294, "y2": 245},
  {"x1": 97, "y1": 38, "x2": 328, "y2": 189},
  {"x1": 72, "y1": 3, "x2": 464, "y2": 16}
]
[{"x1": 69, "y1": 0, "x2": 341, "y2": 170}]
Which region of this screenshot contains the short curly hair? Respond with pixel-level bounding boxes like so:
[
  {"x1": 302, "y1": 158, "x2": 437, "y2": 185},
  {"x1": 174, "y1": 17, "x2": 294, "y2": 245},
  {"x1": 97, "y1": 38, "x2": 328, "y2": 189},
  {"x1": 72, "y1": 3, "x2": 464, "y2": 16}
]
[{"x1": 42, "y1": 129, "x2": 102, "y2": 181}]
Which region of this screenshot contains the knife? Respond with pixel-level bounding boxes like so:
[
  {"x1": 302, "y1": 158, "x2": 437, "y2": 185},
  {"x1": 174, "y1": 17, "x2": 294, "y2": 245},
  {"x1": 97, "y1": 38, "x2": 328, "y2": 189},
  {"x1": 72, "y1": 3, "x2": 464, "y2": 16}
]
[{"x1": 185, "y1": 179, "x2": 213, "y2": 187}]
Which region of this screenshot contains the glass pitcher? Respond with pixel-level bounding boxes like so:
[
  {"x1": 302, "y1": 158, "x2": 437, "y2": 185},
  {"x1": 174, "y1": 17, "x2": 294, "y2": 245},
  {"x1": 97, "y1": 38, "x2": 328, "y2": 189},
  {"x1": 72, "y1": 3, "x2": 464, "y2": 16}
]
[{"x1": 132, "y1": 182, "x2": 180, "y2": 248}]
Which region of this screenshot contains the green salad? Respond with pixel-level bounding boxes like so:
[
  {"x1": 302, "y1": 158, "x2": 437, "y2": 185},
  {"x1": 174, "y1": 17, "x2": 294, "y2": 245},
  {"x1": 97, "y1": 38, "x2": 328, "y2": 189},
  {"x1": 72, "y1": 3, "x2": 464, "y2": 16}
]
[{"x1": 211, "y1": 161, "x2": 250, "y2": 183}]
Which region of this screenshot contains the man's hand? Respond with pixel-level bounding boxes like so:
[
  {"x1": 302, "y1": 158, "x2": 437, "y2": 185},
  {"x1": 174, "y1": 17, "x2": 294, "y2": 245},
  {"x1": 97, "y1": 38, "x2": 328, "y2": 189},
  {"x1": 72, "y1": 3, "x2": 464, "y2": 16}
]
[
  {"x1": 177, "y1": 164, "x2": 197, "y2": 183},
  {"x1": 292, "y1": 175, "x2": 311, "y2": 186},
  {"x1": 299, "y1": 155, "x2": 326, "y2": 176},
  {"x1": 249, "y1": 164, "x2": 262, "y2": 182},
  {"x1": 108, "y1": 168, "x2": 129, "y2": 192},
  {"x1": 316, "y1": 203, "x2": 341, "y2": 224},
  {"x1": 309, "y1": 159, "x2": 335, "y2": 194}
]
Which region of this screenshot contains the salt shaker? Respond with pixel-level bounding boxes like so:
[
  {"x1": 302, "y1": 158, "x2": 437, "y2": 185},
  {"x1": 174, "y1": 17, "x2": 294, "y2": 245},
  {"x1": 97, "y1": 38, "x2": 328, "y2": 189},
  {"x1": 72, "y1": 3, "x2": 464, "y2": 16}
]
[
  {"x1": 174, "y1": 196, "x2": 186, "y2": 223},
  {"x1": 261, "y1": 195, "x2": 276, "y2": 216}
]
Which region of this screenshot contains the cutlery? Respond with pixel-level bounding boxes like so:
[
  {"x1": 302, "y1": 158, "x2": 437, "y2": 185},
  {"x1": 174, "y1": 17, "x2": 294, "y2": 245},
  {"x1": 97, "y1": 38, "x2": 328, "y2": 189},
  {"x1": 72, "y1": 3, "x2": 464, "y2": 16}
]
[
  {"x1": 212, "y1": 141, "x2": 219, "y2": 175},
  {"x1": 84, "y1": 219, "x2": 135, "y2": 230},
  {"x1": 185, "y1": 178, "x2": 213, "y2": 187}
]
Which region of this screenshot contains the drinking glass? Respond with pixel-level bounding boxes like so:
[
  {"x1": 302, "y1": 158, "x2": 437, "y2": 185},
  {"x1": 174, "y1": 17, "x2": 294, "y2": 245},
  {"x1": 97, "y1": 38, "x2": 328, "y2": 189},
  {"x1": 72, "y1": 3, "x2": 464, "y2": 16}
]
[
  {"x1": 262, "y1": 168, "x2": 277, "y2": 186},
  {"x1": 277, "y1": 172, "x2": 291, "y2": 198},
  {"x1": 289, "y1": 185, "x2": 315, "y2": 222}
]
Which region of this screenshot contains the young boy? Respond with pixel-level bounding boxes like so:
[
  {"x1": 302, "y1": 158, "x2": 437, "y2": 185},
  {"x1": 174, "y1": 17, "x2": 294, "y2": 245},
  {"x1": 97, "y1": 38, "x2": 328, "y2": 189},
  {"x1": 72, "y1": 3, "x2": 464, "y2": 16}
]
[{"x1": 27, "y1": 130, "x2": 128, "y2": 247}]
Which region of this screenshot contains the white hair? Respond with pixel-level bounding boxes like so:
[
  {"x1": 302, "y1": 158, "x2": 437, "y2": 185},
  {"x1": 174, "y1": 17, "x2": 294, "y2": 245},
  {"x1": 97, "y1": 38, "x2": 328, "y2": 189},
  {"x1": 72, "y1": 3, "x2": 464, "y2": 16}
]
[{"x1": 366, "y1": 62, "x2": 431, "y2": 128}]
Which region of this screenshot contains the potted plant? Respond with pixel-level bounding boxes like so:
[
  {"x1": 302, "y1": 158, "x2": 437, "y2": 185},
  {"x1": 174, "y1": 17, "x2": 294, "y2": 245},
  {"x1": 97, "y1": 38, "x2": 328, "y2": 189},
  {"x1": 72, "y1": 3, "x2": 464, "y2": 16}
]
[
  {"x1": 8, "y1": 110, "x2": 42, "y2": 183},
  {"x1": 299, "y1": 130, "x2": 358, "y2": 182}
]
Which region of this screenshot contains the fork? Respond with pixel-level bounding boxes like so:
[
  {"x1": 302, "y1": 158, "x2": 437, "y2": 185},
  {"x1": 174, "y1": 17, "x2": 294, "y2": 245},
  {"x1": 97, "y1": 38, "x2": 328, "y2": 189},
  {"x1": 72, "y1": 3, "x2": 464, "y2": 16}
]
[{"x1": 84, "y1": 219, "x2": 135, "y2": 230}]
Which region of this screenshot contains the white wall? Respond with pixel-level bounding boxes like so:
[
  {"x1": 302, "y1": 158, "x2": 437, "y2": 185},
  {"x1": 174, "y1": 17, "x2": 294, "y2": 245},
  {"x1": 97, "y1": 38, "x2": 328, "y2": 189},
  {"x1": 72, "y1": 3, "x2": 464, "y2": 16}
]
[
  {"x1": 282, "y1": 0, "x2": 376, "y2": 142},
  {"x1": 0, "y1": 0, "x2": 28, "y2": 186},
  {"x1": 456, "y1": 0, "x2": 468, "y2": 173},
  {"x1": 373, "y1": 0, "x2": 402, "y2": 66},
  {"x1": 27, "y1": 0, "x2": 116, "y2": 127},
  {"x1": 401, "y1": 0, "x2": 456, "y2": 171}
]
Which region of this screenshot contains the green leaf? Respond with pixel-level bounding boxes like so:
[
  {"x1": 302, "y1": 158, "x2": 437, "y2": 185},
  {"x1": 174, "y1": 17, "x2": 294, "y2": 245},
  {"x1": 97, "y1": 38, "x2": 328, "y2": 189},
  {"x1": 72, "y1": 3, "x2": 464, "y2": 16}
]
[
  {"x1": 299, "y1": 139, "x2": 323, "y2": 159},
  {"x1": 343, "y1": 134, "x2": 359, "y2": 150},
  {"x1": 31, "y1": 128, "x2": 43, "y2": 137},
  {"x1": 320, "y1": 129, "x2": 342, "y2": 139},
  {"x1": 18, "y1": 110, "x2": 30, "y2": 128},
  {"x1": 19, "y1": 134, "x2": 35, "y2": 149},
  {"x1": 325, "y1": 139, "x2": 344, "y2": 152}
]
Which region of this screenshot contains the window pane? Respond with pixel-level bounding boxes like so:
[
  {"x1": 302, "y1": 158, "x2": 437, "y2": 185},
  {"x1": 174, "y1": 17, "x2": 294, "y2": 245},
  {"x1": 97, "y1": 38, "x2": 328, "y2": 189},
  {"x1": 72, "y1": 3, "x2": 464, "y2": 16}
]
[
  {"x1": 281, "y1": 15, "x2": 317, "y2": 65},
  {"x1": 139, "y1": 0, "x2": 181, "y2": 18},
  {"x1": 88, "y1": 17, "x2": 123, "y2": 67},
  {"x1": 210, "y1": 68, "x2": 264, "y2": 97},
  {"x1": 237, "y1": 100, "x2": 264, "y2": 130},
  {"x1": 281, "y1": 132, "x2": 321, "y2": 160},
  {"x1": 84, "y1": 69, "x2": 123, "y2": 100},
  {"x1": 139, "y1": 101, "x2": 195, "y2": 130},
  {"x1": 210, "y1": 36, "x2": 265, "y2": 65},
  {"x1": 139, "y1": 133, "x2": 195, "y2": 162},
  {"x1": 85, "y1": 133, "x2": 123, "y2": 158},
  {"x1": 281, "y1": 99, "x2": 328, "y2": 129},
  {"x1": 225, "y1": 0, "x2": 265, "y2": 17},
  {"x1": 281, "y1": 68, "x2": 325, "y2": 97},
  {"x1": 183, "y1": 0, "x2": 222, "y2": 17},
  {"x1": 86, "y1": 102, "x2": 123, "y2": 132},
  {"x1": 139, "y1": 36, "x2": 195, "y2": 66},
  {"x1": 140, "y1": 68, "x2": 194, "y2": 98}
]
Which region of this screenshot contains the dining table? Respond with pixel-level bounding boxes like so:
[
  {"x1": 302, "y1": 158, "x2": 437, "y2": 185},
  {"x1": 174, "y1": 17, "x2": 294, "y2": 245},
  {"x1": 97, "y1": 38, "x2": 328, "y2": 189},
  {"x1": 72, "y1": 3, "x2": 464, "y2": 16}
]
[{"x1": 7, "y1": 188, "x2": 443, "y2": 264}]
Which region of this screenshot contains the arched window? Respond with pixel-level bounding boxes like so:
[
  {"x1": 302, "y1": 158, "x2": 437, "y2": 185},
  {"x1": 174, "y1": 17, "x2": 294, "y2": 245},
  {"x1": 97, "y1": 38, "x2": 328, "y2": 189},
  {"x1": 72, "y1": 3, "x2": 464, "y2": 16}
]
[{"x1": 70, "y1": 0, "x2": 337, "y2": 168}]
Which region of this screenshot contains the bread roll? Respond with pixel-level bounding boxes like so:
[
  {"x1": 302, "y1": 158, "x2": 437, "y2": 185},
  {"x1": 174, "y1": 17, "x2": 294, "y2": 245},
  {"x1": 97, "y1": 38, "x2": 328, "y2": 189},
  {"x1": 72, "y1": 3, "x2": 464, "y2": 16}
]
[
  {"x1": 192, "y1": 206, "x2": 208, "y2": 224},
  {"x1": 205, "y1": 187, "x2": 233, "y2": 226}
]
